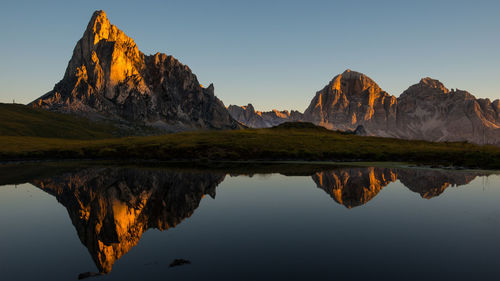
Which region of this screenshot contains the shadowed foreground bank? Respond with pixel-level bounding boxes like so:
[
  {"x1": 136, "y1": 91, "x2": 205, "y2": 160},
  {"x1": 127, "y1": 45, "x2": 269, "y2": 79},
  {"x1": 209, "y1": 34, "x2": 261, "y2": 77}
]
[{"x1": 1, "y1": 124, "x2": 499, "y2": 169}]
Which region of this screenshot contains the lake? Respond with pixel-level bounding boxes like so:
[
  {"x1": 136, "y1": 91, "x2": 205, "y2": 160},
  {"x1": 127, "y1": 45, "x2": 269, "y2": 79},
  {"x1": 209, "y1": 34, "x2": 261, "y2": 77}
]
[{"x1": 1, "y1": 163, "x2": 499, "y2": 280}]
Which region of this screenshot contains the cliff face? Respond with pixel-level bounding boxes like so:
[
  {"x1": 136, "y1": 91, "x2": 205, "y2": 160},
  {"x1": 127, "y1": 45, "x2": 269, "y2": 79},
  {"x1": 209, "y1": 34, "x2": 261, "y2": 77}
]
[
  {"x1": 31, "y1": 10, "x2": 239, "y2": 132},
  {"x1": 303, "y1": 70, "x2": 398, "y2": 136},
  {"x1": 303, "y1": 70, "x2": 500, "y2": 144},
  {"x1": 227, "y1": 104, "x2": 303, "y2": 128},
  {"x1": 396, "y1": 78, "x2": 500, "y2": 144}
]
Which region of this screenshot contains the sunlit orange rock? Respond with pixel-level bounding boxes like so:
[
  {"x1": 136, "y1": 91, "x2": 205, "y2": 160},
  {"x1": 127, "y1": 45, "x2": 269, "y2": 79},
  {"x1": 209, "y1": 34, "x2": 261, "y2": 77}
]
[
  {"x1": 303, "y1": 70, "x2": 500, "y2": 144},
  {"x1": 303, "y1": 69, "x2": 398, "y2": 134},
  {"x1": 30, "y1": 10, "x2": 239, "y2": 132}
]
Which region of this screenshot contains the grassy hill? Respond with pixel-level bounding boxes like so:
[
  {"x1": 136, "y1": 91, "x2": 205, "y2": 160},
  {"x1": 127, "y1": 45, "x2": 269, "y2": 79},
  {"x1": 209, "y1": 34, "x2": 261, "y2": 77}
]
[
  {"x1": 1, "y1": 122, "x2": 499, "y2": 169},
  {"x1": 0, "y1": 103, "x2": 118, "y2": 139}
]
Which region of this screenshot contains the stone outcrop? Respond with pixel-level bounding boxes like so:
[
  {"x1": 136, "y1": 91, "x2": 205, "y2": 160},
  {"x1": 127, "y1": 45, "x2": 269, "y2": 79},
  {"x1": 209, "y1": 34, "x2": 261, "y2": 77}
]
[
  {"x1": 30, "y1": 10, "x2": 240, "y2": 132},
  {"x1": 227, "y1": 103, "x2": 303, "y2": 128}
]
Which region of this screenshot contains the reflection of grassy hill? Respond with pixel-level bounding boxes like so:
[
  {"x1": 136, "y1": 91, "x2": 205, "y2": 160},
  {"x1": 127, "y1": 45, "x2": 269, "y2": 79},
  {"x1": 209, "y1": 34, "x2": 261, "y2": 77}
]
[
  {"x1": 0, "y1": 103, "x2": 118, "y2": 139},
  {"x1": 1, "y1": 121, "x2": 499, "y2": 169}
]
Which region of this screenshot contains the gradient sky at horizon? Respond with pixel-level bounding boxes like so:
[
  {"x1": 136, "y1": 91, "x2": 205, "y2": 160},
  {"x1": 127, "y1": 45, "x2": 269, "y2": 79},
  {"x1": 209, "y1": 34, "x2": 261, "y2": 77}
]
[{"x1": 1, "y1": 0, "x2": 499, "y2": 111}]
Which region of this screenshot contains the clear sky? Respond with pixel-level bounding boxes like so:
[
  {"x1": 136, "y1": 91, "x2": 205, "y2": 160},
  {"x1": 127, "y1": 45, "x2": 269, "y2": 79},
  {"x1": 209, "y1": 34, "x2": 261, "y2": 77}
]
[{"x1": 1, "y1": 0, "x2": 499, "y2": 111}]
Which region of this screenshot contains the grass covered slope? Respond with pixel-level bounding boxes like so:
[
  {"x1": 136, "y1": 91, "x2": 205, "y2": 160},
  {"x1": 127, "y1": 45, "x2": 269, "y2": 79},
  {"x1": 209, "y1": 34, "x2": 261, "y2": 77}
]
[
  {"x1": 0, "y1": 103, "x2": 118, "y2": 139},
  {"x1": 1, "y1": 123, "x2": 499, "y2": 169}
]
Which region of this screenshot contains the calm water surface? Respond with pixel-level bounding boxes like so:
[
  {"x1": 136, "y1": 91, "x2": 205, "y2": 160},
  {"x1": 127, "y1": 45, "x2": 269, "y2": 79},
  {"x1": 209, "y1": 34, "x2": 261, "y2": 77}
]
[{"x1": 1, "y1": 164, "x2": 499, "y2": 280}]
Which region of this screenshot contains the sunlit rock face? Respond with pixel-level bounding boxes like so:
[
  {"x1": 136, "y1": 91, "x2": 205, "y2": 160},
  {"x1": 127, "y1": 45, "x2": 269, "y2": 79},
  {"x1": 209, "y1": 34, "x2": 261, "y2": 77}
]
[
  {"x1": 303, "y1": 70, "x2": 500, "y2": 144},
  {"x1": 31, "y1": 167, "x2": 225, "y2": 274},
  {"x1": 312, "y1": 167, "x2": 397, "y2": 208},
  {"x1": 31, "y1": 10, "x2": 239, "y2": 132},
  {"x1": 303, "y1": 70, "x2": 398, "y2": 136},
  {"x1": 227, "y1": 103, "x2": 303, "y2": 128}
]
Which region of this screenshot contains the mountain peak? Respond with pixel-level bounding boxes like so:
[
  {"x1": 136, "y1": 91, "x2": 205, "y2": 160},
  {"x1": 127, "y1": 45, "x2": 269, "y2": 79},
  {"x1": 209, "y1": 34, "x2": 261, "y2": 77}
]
[
  {"x1": 416, "y1": 77, "x2": 449, "y2": 94},
  {"x1": 241, "y1": 103, "x2": 255, "y2": 111},
  {"x1": 83, "y1": 9, "x2": 129, "y2": 48},
  {"x1": 329, "y1": 69, "x2": 383, "y2": 95},
  {"x1": 87, "y1": 10, "x2": 112, "y2": 36},
  {"x1": 90, "y1": 10, "x2": 108, "y2": 23},
  {"x1": 31, "y1": 10, "x2": 240, "y2": 132},
  {"x1": 340, "y1": 69, "x2": 364, "y2": 79}
]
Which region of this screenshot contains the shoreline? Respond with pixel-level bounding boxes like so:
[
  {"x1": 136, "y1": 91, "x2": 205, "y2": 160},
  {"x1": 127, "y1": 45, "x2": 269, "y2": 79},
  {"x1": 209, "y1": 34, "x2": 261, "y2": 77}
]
[{"x1": 1, "y1": 159, "x2": 499, "y2": 174}]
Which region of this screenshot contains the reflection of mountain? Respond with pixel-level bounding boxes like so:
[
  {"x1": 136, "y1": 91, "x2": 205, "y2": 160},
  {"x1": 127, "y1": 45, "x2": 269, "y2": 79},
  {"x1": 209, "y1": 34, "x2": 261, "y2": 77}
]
[
  {"x1": 31, "y1": 168, "x2": 225, "y2": 274},
  {"x1": 312, "y1": 167, "x2": 397, "y2": 208},
  {"x1": 313, "y1": 167, "x2": 483, "y2": 208},
  {"x1": 397, "y1": 169, "x2": 478, "y2": 199},
  {"x1": 22, "y1": 165, "x2": 487, "y2": 275}
]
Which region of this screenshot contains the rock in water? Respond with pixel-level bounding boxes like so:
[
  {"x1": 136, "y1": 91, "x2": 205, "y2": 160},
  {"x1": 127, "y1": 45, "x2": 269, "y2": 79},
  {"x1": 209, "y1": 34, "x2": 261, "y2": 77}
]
[{"x1": 31, "y1": 10, "x2": 240, "y2": 132}]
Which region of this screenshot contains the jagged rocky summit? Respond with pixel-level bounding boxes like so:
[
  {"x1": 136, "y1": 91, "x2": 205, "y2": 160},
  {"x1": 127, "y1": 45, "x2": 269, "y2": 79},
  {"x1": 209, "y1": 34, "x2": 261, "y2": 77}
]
[
  {"x1": 31, "y1": 10, "x2": 240, "y2": 132},
  {"x1": 396, "y1": 77, "x2": 500, "y2": 144},
  {"x1": 305, "y1": 70, "x2": 500, "y2": 144},
  {"x1": 231, "y1": 69, "x2": 500, "y2": 145},
  {"x1": 227, "y1": 104, "x2": 303, "y2": 128}
]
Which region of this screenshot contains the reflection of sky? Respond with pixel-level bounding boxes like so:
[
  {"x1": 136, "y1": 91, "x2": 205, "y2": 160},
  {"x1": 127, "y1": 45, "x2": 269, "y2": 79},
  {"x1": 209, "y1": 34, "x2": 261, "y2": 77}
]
[
  {"x1": 0, "y1": 183, "x2": 95, "y2": 280},
  {"x1": 1, "y1": 0, "x2": 499, "y2": 110},
  {"x1": 1, "y1": 173, "x2": 500, "y2": 280}
]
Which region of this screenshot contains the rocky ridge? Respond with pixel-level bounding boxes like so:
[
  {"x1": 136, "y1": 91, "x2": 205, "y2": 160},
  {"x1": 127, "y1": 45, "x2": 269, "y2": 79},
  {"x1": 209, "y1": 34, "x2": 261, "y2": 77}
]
[
  {"x1": 227, "y1": 104, "x2": 303, "y2": 128},
  {"x1": 232, "y1": 69, "x2": 499, "y2": 144},
  {"x1": 304, "y1": 70, "x2": 500, "y2": 144},
  {"x1": 31, "y1": 10, "x2": 240, "y2": 132}
]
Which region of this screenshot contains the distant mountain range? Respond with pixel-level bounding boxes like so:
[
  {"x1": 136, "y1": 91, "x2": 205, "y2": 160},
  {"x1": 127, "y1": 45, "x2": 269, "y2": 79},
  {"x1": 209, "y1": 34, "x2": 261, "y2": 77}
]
[
  {"x1": 227, "y1": 104, "x2": 302, "y2": 128},
  {"x1": 29, "y1": 10, "x2": 499, "y2": 145},
  {"x1": 231, "y1": 70, "x2": 500, "y2": 145}
]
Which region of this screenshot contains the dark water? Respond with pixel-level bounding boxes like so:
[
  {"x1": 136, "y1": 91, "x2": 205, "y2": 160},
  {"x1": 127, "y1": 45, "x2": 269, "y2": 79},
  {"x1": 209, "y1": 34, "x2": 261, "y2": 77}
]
[{"x1": 1, "y1": 163, "x2": 500, "y2": 281}]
